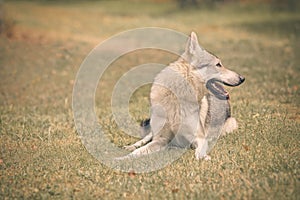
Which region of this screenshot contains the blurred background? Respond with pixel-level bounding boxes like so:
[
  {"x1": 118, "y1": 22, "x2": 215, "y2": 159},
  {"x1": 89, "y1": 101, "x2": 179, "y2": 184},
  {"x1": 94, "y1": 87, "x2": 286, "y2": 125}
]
[{"x1": 0, "y1": 0, "x2": 299, "y2": 199}]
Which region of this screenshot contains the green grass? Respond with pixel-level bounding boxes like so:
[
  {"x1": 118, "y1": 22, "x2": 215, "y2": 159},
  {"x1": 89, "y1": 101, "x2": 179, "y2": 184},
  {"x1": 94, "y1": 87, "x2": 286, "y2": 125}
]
[{"x1": 1, "y1": 1, "x2": 299, "y2": 199}]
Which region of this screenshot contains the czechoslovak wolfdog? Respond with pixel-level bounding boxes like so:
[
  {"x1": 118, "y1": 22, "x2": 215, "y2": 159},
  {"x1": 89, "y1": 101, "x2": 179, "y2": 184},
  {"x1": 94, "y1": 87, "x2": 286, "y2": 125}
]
[{"x1": 125, "y1": 32, "x2": 245, "y2": 159}]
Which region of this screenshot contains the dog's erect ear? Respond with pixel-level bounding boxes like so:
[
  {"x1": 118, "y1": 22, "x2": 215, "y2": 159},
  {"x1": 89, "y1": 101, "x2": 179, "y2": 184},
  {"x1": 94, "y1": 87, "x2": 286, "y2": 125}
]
[
  {"x1": 185, "y1": 32, "x2": 199, "y2": 55},
  {"x1": 182, "y1": 32, "x2": 206, "y2": 65}
]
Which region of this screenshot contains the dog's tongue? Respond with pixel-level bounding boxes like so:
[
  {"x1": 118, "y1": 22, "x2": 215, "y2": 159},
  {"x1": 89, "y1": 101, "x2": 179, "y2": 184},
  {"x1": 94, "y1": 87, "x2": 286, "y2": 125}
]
[{"x1": 206, "y1": 79, "x2": 229, "y2": 100}]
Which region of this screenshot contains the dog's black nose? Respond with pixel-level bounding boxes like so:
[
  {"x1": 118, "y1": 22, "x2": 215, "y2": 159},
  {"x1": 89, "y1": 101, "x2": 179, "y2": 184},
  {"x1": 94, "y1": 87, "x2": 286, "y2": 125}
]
[{"x1": 239, "y1": 75, "x2": 245, "y2": 83}]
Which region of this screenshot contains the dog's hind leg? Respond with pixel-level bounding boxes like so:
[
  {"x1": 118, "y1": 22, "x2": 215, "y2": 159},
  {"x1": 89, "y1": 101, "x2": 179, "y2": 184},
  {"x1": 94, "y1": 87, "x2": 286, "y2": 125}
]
[
  {"x1": 124, "y1": 118, "x2": 152, "y2": 151},
  {"x1": 128, "y1": 123, "x2": 173, "y2": 156},
  {"x1": 129, "y1": 136, "x2": 170, "y2": 156},
  {"x1": 124, "y1": 132, "x2": 153, "y2": 151}
]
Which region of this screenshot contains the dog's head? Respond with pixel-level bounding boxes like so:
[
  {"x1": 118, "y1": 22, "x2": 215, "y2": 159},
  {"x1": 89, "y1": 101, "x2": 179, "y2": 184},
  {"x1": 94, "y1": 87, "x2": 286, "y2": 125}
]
[{"x1": 182, "y1": 32, "x2": 245, "y2": 100}]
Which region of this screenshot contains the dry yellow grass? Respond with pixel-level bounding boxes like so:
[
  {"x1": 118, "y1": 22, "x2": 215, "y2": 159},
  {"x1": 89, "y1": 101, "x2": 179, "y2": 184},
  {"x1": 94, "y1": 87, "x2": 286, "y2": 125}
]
[{"x1": 1, "y1": 1, "x2": 299, "y2": 199}]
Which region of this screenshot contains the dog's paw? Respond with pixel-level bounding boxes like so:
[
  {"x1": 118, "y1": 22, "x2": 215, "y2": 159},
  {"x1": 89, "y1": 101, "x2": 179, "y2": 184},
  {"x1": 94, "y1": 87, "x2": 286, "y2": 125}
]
[
  {"x1": 204, "y1": 155, "x2": 211, "y2": 161},
  {"x1": 194, "y1": 138, "x2": 209, "y2": 160},
  {"x1": 195, "y1": 147, "x2": 209, "y2": 160},
  {"x1": 124, "y1": 145, "x2": 136, "y2": 152},
  {"x1": 221, "y1": 117, "x2": 238, "y2": 136},
  {"x1": 195, "y1": 151, "x2": 211, "y2": 161}
]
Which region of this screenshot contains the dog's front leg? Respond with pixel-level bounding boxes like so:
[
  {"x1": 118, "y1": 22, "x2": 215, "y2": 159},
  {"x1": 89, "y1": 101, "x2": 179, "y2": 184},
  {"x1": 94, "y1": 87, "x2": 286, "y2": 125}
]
[
  {"x1": 193, "y1": 121, "x2": 211, "y2": 160},
  {"x1": 193, "y1": 137, "x2": 210, "y2": 160}
]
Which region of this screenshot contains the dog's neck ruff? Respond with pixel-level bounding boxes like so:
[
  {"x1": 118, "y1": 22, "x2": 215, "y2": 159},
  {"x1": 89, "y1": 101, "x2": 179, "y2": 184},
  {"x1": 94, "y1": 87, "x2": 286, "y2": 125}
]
[{"x1": 170, "y1": 59, "x2": 207, "y2": 102}]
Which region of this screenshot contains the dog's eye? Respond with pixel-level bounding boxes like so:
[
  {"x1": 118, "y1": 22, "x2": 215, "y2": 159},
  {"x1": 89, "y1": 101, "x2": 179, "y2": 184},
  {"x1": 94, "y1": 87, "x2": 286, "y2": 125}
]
[{"x1": 216, "y1": 63, "x2": 222, "y2": 67}]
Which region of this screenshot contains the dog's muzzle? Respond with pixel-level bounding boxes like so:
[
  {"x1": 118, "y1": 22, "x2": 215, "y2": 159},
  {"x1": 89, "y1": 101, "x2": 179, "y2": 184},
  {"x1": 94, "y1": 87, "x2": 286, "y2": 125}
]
[{"x1": 206, "y1": 76, "x2": 245, "y2": 100}]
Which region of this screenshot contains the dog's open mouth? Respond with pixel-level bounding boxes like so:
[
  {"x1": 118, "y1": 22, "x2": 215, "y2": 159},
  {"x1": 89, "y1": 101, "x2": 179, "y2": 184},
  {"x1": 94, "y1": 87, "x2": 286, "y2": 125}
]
[{"x1": 206, "y1": 79, "x2": 229, "y2": 100}]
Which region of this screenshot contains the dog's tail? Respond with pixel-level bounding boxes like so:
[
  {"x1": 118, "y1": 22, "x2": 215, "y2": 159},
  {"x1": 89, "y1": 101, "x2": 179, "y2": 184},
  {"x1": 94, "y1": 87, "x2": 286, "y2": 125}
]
[{"x1": 140, "y1": 118, "x2": 151, "y2": 138}]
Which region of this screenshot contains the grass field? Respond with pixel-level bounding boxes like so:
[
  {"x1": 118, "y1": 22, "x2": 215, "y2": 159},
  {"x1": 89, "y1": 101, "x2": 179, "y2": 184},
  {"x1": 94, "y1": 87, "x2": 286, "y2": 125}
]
[{"x1": 1, "y1": 1, "x2": 299, "y2": 199}]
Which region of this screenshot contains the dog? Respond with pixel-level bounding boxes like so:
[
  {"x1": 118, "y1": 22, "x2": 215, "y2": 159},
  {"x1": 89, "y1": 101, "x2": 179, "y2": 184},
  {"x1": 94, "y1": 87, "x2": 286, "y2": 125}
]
[{"x1": 124, "y1": 32, "x2": 245, "y2": 160}]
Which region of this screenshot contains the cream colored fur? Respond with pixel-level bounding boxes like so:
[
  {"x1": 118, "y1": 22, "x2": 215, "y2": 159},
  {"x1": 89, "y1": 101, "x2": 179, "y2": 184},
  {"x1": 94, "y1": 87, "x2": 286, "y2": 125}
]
[{"x1": 124, "y1": 32, "x2": 244, "y2": 159}]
